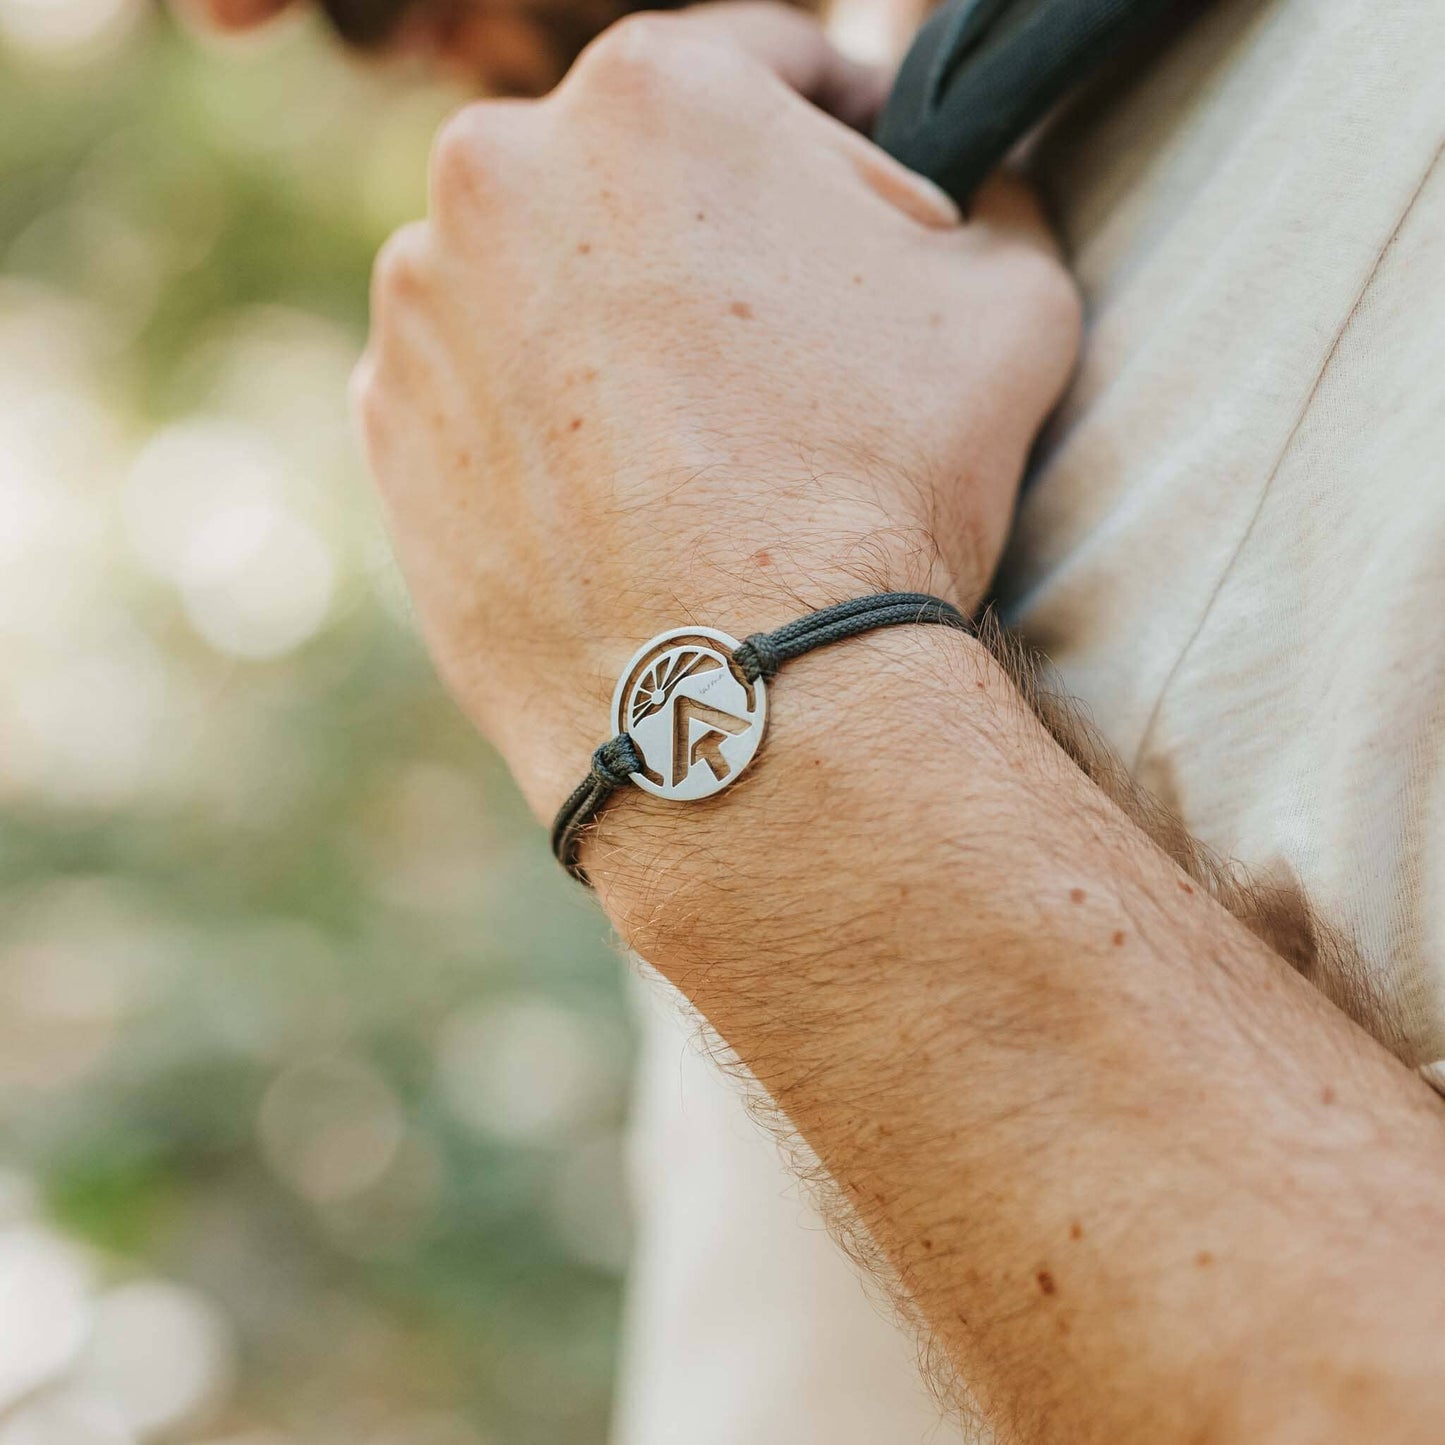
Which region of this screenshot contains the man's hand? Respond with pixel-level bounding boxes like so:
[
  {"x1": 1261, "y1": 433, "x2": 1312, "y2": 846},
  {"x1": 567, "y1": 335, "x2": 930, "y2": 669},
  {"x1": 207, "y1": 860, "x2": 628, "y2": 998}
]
[
  {"x1": 349, "y1": 8, "x2": 1445, "y2": 1443},
  {"x1": 353, "y1": 1, "x2": 1079, "y2": 817}
]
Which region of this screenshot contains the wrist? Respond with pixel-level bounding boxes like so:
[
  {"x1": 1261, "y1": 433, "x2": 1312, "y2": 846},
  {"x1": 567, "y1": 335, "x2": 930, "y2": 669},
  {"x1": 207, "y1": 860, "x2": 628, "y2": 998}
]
[
  {"x1": 586, "y1": 619, "x2": 993, "y2": 994},
  {"x1": 515, "y1": 541, "x2": 968, "y2": 821}
]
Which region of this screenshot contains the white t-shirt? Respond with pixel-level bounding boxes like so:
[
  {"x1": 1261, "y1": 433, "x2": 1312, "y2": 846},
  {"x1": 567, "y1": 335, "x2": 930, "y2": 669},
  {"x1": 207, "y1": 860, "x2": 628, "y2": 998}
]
[{"x1": 614, "y1": 0, "x2": 1445, "y2": 1439}]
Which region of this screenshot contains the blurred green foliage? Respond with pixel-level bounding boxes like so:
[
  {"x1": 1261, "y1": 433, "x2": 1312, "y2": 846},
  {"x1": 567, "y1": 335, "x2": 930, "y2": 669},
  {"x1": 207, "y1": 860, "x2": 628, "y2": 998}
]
[{"x1": 0, "y1": 5, "x2": 630, "y2": 1442}]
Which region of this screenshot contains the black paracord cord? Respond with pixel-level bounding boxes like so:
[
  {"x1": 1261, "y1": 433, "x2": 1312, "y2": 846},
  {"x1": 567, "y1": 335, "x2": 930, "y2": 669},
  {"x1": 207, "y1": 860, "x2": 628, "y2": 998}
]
[
  {"x1": 875, "y1": 0, "x2": 1190, "y2": 209},
  {"x1": 552, "y1": 593, "x2": 971, "y2": 884},
  {"x1": 550, "y1": 734, "x2": 647, "y2": 885}
]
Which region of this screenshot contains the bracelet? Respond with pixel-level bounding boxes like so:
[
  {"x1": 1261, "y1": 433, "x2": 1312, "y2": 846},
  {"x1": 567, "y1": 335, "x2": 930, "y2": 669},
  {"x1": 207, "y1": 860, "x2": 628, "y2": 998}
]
[{"x1": 551, "y1": 592, "x2": 971, "y2": 884}]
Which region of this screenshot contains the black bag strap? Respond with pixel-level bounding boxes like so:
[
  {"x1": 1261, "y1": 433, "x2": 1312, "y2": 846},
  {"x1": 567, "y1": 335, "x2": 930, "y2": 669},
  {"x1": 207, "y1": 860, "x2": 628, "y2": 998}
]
[{"x1": 874, "y1": 0, "x2": 1193, "y2": 208}]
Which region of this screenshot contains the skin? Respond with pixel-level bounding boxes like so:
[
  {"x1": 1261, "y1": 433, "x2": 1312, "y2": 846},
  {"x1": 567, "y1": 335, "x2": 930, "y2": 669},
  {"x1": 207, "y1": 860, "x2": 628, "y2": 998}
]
[{"x1": 207, "y1": 1, "x2": 1445, "y2": 1438}]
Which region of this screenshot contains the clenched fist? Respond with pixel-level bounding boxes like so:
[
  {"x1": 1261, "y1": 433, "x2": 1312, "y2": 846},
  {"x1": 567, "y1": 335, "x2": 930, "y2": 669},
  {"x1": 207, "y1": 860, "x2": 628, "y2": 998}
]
[{"x1": 353, "y1": 2, "x2": 1079, "y2": 819}]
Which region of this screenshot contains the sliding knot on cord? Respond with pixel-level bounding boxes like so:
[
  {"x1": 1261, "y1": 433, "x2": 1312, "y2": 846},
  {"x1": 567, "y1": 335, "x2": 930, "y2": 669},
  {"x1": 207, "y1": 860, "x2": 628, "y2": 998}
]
[
  {"x1": 591, "y1": 733, "x2": 642, "y2": 786},
  {"x1": 733, "y1": 633, "x2": 784, "y2": 683}
]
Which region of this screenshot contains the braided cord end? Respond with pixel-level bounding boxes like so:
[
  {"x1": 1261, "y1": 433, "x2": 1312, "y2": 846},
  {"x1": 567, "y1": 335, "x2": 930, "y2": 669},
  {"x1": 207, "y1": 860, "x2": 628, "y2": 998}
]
[{"x1": 551, "y1": 732, "x2": 642, "y2": 883}]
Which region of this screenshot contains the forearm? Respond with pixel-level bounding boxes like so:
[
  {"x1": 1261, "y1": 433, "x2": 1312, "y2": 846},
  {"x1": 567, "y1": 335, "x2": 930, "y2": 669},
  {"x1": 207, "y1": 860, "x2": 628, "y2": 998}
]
[{"x1": 590, "y1": 624, "x2": 1445, "y2": 1444}]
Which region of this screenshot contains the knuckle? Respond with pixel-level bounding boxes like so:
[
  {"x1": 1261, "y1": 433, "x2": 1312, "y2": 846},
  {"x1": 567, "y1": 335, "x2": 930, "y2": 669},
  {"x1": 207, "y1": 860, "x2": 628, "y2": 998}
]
[
  {"x1": 1026, "y1": 253, "x2": 1084, "y2": 336},
  {"x1": 572, "y1": 14, "x2": 687, "y2": 99},
  {"x1": 430, "y1": 103, "x2": 491, "y2": 204},
  {"x1": 349, "y1": 353, "x2": 387, "y2": 454},
  {"x1": 348, "y1": 352, "x2": 377, "y2": 417},
  {"x1": 371, "y1": 222, "x2": 431, "y2": 312},
  {"x1": 987, "y1": 244, "x2": 1080, "y2": 332},
  {"x1": 601, "y1": 12, "x2": 682, "y2": 60}
]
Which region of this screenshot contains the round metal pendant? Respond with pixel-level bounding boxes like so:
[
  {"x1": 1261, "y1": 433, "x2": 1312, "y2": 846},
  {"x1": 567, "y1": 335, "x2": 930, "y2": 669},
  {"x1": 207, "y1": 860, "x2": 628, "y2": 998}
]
[{"x1": 611, "y1": 627, "x2": 767, "y2": 801}]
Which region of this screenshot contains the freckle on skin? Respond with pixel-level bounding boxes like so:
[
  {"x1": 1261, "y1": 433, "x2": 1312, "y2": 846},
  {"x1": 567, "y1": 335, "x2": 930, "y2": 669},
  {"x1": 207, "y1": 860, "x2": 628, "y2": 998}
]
[
  {"x1": 1111, "y1": 930, "x2": 1127, "y2": 947},
  {"x1": 569, "y1": 417, "x2": 583, "y2": 432},
  {"x1": 696, "y1": 211, "x2": 706, "y2": 222},
  {"x1": 922, "y1": 1238, "x2": 933, "y2": 1250},
  {"x1": 729, "y1": 300, "x2": 754, "y2": 320},
  {"x1": 1196, "y1": 1251, "x2": 1214, "y2": 1268},
  {"x1": 1069, "y1": 888, "x2": 1087, "y2": 904},
  {"x1": 1321, "y1": 1085, "x2": 1336, "y2": 1105},
  {"x1": 1036, "y1": 1270, "x2": 1057, "y2": 1297},
  {"x1": 751, "y1": 548, "x2": 772, "y2": 567},
  {"x1": 1179, "y1": 880, "x2": 1195, "y2": 894},
  {"x1": 577, "y1": 242, "x2": 591, "y2": 255},
  {"x1": 1070, "y1": 1222, "x2": 1083, "y2": 1241},
  {"x1": 852, "y1": 274, "x2": 863, "y2": 285}
]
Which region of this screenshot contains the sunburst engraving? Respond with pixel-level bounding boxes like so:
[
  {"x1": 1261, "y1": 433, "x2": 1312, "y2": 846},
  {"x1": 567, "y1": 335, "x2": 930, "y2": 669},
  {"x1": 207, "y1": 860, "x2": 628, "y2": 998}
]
[{"x1": 628, "y1": 648, "x2": 722, "y2": 727}]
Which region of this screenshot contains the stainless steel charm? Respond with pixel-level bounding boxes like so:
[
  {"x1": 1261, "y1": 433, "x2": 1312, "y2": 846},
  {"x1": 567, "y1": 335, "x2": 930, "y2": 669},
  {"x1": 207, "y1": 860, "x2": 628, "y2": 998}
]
[{"x1": 611, "y1": 627, "x2": 767, "y2": 801}]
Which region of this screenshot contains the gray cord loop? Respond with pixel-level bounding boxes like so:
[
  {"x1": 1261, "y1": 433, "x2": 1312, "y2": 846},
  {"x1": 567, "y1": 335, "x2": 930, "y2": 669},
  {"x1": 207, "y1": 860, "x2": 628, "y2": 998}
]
[
  {"x1": 552, "y1": 592, "x2": 971, "y2": 884},
  {"x1": 733, "y1": 633, "x2": 784, "y2": 682},
  {"x1": 550, "y1": 732, "x2": 643, "y2": 885},
  {"x1": 591, "y1": 733, "x2": 642, "y2": 786}
]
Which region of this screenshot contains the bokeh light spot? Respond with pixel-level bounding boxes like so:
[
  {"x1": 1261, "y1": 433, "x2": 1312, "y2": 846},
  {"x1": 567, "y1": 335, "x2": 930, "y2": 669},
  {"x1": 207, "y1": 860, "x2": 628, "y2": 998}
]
[
  {"x1": 77, "y1": 1281, "x2": 235, "y2": 1437},
  {"x1": 435, "y1": 998, "x2": 616, "y2": 1144},
  {"x1": 0, "y1": 0, "x2": 143, "y2": 61},
  {"x1": 0, "y1": 1227, "x2": 92, "y2": 1412},
  {"x1": 258, "y1": 1056, "x2": 405, "y2": 1204},
  {"x1": 179, "y1": 501, "x2": 336, "y2": 660}
]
